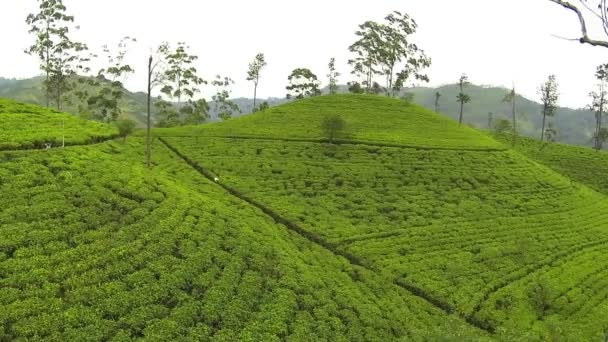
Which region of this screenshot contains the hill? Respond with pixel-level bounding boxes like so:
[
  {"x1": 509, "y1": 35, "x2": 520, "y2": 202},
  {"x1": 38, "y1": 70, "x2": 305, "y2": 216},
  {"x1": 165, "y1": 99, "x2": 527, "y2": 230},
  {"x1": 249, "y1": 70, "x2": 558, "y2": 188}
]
[
  {"x1": 0, "y1": 77, "x2": 287, "y2": 124},
  {"x1": 0, "y1": 98, "x2": 118, "y2": 150},
  {"x1": 158, "y1": 94, "x2": 608, "y2": 340},
  {"x1": 409, "y1": 84, "x2": 596, "y2": 146},
  {"x1": 3, "y1": 95, "x2": 608, "y2": 340},
  {"x1": 495, "y1": 133, "x2": 608, "y2": 194},
  {"x1": 0, "y1": 98, "x2": 488, "y2": 341}
]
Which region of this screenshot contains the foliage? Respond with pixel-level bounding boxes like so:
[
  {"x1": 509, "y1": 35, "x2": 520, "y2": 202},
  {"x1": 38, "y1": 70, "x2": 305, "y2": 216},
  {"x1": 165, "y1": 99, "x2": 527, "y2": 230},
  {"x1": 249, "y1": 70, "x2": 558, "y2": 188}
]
[
  {"x1": 320, "y1": 114, "x2": 345, "y2": 142},
  {"x1": 348, "y1": 11, "x2": 431, "y2": 96},
  {"x1": 493, "y1": 118, "x2": 513, "y2": 133},
  {"x1": 457, "y1": 74, "x2": 471, "y2": 125},
  {"x1": 538, "y1": 75, "x2": 559, "y2": 142},
  {"x1": 589, "y1": 64, "x2": 608, "y2": 150},
  {"x1": 212, "y1": 76, "x2": 240, "y2": 121},
  {"x1": 252, "y1": 101, "x2": 270, "y2": 113},
  {"x1": 181, "y1": 98, "x2": 210, "y2": 125},
  {"x1": 286, "y1": 68, "x2": 321, "y2": 99},
  {"x1": 78, "y1": 37, "x2": 137, "y2": 123},
  {"x1": 25, "y1": 0, "x2": 89, "y2": 111},
  {"x1": 434, "y1": 91, "x2": 441, "y2": 112},
  {"x1": 327, "y1": 57, "x2": 340, "y2": 95},
  {"x1": 115, "y1": 118, "x2": 137, "y2": 141},
  {"x1": 246, "y1": 53, "x2": 267, "y2": 109}
]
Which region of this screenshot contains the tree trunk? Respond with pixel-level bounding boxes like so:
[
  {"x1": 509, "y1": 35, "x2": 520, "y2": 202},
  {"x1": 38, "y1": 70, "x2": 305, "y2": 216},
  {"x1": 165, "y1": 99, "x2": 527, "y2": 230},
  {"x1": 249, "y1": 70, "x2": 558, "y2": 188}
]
[
  {"x1": 599, "y1": 105, "x2": 604, "y2": 150},
  {"x1": 540, "y1": 112, "x2": 547, "y2": 143},
  {"x1": 253, "y1": 83, "x2": 257, "y2": 110},
  {"x1": 146, "y1": 56, "x2": 152, "y2": 169},
  {"x1": 512, "y1": 97, "x2": 516, "y2": 146},
  {"x1": 459, "y1": 101, "x2": 464, "y2": 125}
]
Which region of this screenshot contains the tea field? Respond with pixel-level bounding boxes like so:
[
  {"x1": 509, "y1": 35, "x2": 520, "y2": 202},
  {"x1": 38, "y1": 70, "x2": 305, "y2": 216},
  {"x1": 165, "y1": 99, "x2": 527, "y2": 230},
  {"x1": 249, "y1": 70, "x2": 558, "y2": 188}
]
[
  {"x1": 496, "y1": 133, "x2": 608, "y2": 195},
  {"x1": 3, "y1": 95, "x2": 608, "y2": 341},
  {"x1": 0, "y1": 98, "x2": 118, "y2": 150},
  {"x1": 0, "y1": 136, "x2": 492, "y2": 340},
  {"x1": 158, "y1": 94, "x2": 503, "y2": 150}
]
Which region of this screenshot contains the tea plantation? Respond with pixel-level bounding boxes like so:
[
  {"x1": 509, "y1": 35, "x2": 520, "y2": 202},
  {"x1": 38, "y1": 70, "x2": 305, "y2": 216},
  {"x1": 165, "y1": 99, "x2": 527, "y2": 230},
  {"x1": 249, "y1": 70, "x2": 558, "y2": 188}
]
[
  {"x1": 496, "y1": 133, "x2": 608, "y2": 195},
  {"x1": 2, "y1": 95, "x2": 608, "y2": 341},
  {"x1": 0, "y1": 98, "x2": 118, "y2": 150}
]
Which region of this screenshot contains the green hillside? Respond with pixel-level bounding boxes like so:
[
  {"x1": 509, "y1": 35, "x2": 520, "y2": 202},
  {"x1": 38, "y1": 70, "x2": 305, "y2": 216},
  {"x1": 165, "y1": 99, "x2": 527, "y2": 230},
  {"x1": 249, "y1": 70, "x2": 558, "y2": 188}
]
[
  {"x1": 160, "y1": 94, "x2": 502, "y2": 150},
  {"x1": 0, "y1": 98, "x2": 118, "y2": 150},
  {"x1": 0, "y1": 138, "x2": 487, "y2": 341},
  {"x1": 3, "y1": 94, "x2": 608, "y2": 340},
  {"x1": 496, "y1": 133, "x2": 608, "y2": 194}
]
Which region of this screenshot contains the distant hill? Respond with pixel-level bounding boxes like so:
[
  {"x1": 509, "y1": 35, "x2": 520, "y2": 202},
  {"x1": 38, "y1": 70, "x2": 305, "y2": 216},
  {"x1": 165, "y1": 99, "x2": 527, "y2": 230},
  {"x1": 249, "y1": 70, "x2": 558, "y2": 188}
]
[
  {"x1": 0, "y1": 77, "x2": 288, "y2": 125},
  {"x1": 0, "y1": 77, "x2": 598, "y2": 146},
  {"x1": 408, "y1": 84, "x2": 595, "y2": 147}
]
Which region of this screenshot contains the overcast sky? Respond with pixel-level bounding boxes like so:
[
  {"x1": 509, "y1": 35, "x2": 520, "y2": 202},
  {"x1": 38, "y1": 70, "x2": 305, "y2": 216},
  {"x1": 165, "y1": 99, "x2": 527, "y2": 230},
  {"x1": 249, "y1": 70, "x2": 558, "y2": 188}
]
[{"x1": 1, "y1": 0, "x2": 607, "y2": 108}]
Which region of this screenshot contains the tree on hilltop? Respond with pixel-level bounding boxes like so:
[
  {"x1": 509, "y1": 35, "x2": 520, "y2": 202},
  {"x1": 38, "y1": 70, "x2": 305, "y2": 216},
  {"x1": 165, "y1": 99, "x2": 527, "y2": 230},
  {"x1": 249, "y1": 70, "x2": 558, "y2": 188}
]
[
  {"x1": 286, "y1": 68, "x2": 321, "y2": 99},
  {"x1": 348, "y1": 11, "x2": 431, "y2": 96},
  {"x1": 502, "y1": 86, "x2": 518, "y2": 146},
  {"x1": 327, "y1": 58, "x2": 340, "y2": 95},
  {"x1": 538, "y1": 75, "x2": 559, "y2": 143},
  {"x1": 247, "y1": 53, "x2": 267, "y2": 110},
  {"x1": 589, "y1": 64, "x2": 608, "y2": 149},
  {"x1": 456, "y1": 74, "x2": 471, "y2": 126},
  {"x1": 26, "y1": 0, "x2": 89, "y2": 110}
]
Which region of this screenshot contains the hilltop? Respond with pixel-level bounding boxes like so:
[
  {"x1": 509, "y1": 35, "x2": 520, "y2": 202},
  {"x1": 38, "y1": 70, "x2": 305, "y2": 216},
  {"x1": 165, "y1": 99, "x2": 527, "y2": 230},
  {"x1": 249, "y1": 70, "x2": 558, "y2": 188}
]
[
  {"x1": 2, "y1": 95, "x2": 608, "y2": 340},
  {"x1": 0, "y1": 98, "x2": 117, "y2": 150}
]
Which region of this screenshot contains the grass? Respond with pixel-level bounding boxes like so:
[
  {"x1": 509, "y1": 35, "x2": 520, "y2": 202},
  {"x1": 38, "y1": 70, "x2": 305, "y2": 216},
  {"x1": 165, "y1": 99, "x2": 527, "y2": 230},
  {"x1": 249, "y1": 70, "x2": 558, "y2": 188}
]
[{"x1": 0, "y1": 98, "x2": 118, "y2": 150}]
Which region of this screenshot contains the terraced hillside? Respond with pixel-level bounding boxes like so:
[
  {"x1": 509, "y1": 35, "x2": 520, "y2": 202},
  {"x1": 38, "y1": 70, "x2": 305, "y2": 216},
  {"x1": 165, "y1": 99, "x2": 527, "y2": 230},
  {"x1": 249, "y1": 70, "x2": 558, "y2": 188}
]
[
  {"x1": 0, "y1": 139, "x2": 490, "y2": 340},
  {"x1": 496, "y1": 133, "x2": 608, "y2": 195},
  {"x1": 159, "y1": 94, "x2": 502, "y2": 150},
  {"x1": 4, "y1": 95, "x2": 608, "y2": 340},
  {"x1": 0, "y1": 98, "x2": 118, "y2": 150},
  {"x1": 158, "y1": 95, "x2": 608, "y2": 341}
]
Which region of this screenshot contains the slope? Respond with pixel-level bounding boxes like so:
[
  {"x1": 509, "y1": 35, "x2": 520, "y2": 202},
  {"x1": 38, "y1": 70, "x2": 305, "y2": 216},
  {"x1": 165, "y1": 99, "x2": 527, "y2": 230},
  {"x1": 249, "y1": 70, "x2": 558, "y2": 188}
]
[
  {"x1": 496, "y1": 133, "x2": 608, "y2": 194},
  {"x1": 158, "y1": 94, "x2": 608, "y2": 341},
  {"x1": 0, "y1": 98, "x2": 118, "y2": 150},
  {"x1": 160, "y1": 94, "x2": 502, "y2": 150},
  {"x1": 0, "y1": 138, "x2": 489, "y2": 339}
]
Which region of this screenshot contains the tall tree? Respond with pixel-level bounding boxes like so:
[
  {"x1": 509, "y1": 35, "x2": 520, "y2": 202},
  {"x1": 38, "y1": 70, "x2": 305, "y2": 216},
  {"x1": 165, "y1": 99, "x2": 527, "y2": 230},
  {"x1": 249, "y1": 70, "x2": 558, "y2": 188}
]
[
  {"x1": 25, "y1": 0, "x2": 88, "y2": 110},
  {"x1": 348, "y1": 11, "x2": 431, "y2": 96},
  {"x1": 212, "y1": 76, "x2": 240, "y2": 121},
  {"x1": 548, "y1": 0, "x2": 608, "y2": 48},
  {"x1": 589, "y1": 64, "x2": 608, "y2": 149},
  {"x1": 538, "y1": 75, "x2": 559, "y2": 143},
  {"x1": 246, "y1": 53, "x2": 267, "y2": 110},
  {"x1": 327, "y1": 57, "x2": 340, "y2": 94},
  {"x1": 456, "y1": 74, "x2": 471, "y2": 126},
  {"x1": 488, "y1": 112, "x2": 494, "y2": 130},
  {"x1": 83, "y1": 36, "x2": 137, "y2": 122},
  {"x1": 156, "y1": 42, "x2": 205, "y2": 127},
  {"x1": 434, "y1": 91, "x2": 441, "y2": 112},
  {"x1": 286, "y1": 68, "x2": 321, "y2": 99},
  {"x1": 503, "y1": 86, "x2": 518, "y2": 146},
  {"x1": 146, "y1": 44, "x2": 169, "y2": 169}
]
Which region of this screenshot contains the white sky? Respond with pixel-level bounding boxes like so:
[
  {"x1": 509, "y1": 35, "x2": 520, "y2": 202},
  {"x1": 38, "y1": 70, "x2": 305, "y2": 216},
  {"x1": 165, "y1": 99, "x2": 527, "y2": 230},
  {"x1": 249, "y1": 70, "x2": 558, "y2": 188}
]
[{"x1": 1, "y1": 0, "x2": 607, "y2": 108}]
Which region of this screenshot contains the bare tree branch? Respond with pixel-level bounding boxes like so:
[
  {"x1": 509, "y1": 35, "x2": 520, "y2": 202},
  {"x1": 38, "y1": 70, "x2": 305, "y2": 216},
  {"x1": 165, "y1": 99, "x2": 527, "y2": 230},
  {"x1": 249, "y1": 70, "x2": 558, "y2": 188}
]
[{"x1": 549, "y1": 0, "x2": 608, "y2": 48}]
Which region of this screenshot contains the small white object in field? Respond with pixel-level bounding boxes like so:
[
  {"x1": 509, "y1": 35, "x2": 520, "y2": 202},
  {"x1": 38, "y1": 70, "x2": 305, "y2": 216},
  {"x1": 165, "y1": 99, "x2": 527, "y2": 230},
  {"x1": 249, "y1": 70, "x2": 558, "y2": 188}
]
[
  {"x1": 214, "y1": 177, "x2": 219, "y2": 182},
  {"x1": 44, "y1": 143, "x2": 52, "y2": 150}
]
